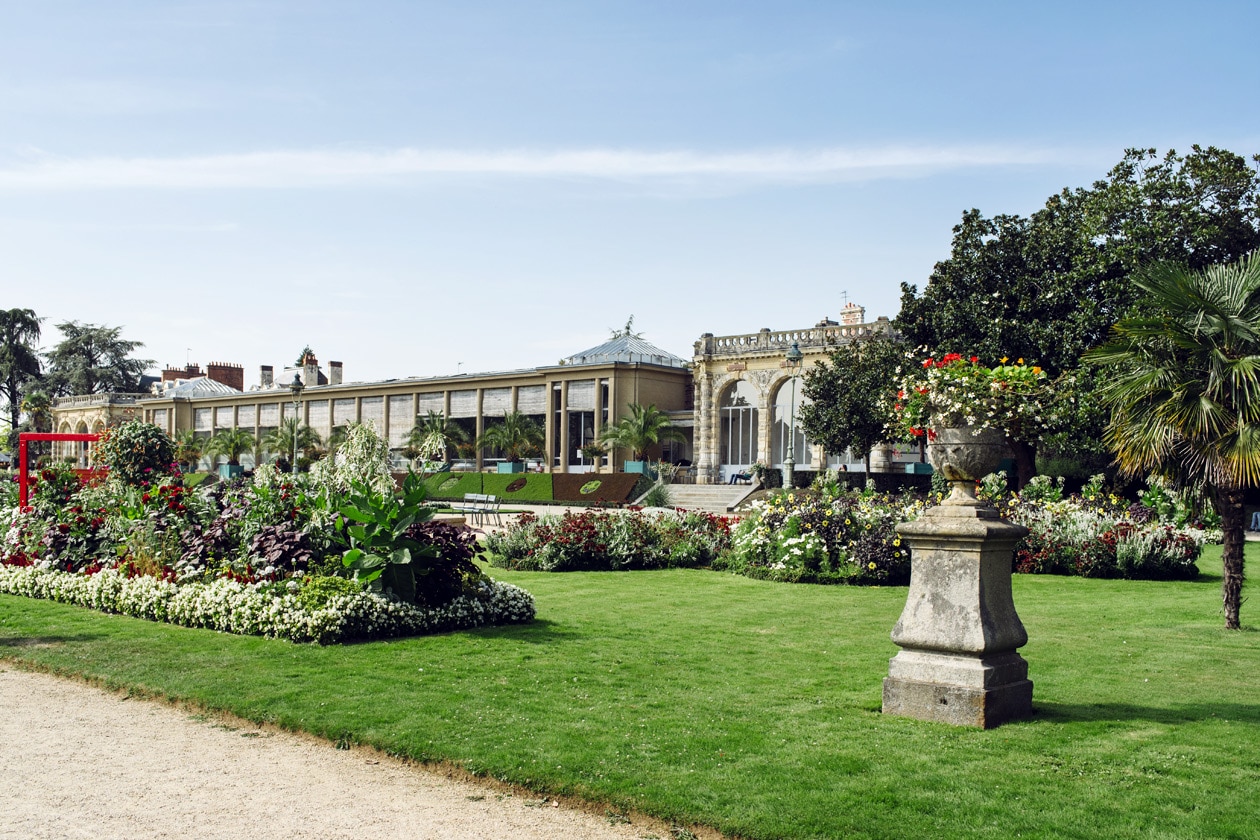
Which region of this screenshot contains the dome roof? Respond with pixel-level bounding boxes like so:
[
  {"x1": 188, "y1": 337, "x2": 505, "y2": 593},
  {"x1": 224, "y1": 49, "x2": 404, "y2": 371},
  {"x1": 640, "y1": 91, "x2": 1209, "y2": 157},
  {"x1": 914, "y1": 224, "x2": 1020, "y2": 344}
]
[{"x1": 562, "y1": 335, "x2": 688, "y2": 368}]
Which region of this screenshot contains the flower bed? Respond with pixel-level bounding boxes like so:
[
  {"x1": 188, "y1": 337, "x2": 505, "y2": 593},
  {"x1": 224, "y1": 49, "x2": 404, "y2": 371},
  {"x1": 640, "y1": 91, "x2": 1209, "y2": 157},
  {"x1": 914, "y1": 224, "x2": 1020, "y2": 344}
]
[
  {"x1": 715, "y1": 485, "x2": 917, "y2": 585},
  {"x1": 994, "y1": 475, "x2": 1215, "y2": 580},
  {"x1": 712, "y1": 475, "x2": 1217, "y2": 586},
  {"x1": 484, "y1": 507, "x2": 733, "y2": 571},
  {"x1": 1, "y1": 421, "x2": 536, "y2": 643},
  {"x1": 0, "y1": 566, "x2": 534, "y2": 644}
]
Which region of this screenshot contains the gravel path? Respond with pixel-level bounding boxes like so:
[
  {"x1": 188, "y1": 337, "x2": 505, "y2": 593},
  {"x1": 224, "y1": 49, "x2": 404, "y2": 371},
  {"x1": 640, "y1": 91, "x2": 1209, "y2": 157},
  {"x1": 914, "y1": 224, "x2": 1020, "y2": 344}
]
[{"x1": 0, "y1": 667, "x2": 667, "y2": 840}]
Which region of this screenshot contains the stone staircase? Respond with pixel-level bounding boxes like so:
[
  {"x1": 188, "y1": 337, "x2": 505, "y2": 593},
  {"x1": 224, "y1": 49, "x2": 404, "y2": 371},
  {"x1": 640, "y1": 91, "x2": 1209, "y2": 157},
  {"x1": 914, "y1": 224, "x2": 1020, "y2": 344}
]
[{"x1": 658, "y1": 483, "x2": 753, "y2": 514}]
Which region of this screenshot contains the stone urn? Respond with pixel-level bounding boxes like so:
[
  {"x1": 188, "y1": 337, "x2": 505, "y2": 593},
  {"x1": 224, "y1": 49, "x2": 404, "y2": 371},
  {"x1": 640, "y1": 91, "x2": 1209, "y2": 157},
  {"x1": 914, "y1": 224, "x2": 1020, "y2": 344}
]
[{"x1": 927, "y1": 426, "x2": 1010, "y2": 505}]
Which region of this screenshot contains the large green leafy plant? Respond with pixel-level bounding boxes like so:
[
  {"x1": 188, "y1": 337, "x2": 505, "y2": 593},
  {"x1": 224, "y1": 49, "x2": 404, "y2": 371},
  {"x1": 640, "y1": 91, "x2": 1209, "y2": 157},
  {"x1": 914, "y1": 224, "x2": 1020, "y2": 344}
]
[
  {"x1": 337, "y1": 471, "x2": 436, "y2": 603},
  {"x1": 94, "y1": 420, "x2": 178, "y2": 486}
]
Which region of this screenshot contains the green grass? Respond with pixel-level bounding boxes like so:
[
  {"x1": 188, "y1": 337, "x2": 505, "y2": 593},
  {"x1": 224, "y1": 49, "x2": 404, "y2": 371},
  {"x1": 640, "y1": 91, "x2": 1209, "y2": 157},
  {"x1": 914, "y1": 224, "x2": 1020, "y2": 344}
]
[
  {"x1": 422, "y1": 471, "x2": 482, "y2": 499},
  {"x1": 482, "y1": 472, "x2": 553, "y2": 501},
  {"x1": 2, "y1": 548, "x2": 1257, "y2": 839}
]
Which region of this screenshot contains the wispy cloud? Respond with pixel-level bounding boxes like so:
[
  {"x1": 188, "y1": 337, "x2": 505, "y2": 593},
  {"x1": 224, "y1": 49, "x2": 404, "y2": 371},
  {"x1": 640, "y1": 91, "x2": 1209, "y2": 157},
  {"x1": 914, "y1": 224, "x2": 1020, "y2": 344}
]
[{"x1": 0, "y1": 145, "x2": 1069, "y2": 191}]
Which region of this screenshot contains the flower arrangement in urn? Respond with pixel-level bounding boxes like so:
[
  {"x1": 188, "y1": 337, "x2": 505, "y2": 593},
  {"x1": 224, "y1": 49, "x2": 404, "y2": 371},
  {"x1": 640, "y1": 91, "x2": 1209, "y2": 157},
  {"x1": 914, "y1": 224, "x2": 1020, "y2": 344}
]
[
  {"x1": 890, "y1": 353, "x2": 1051, "y2": 503},
  {"x1": 889, "y1": 352, "x2": 1050, "y2": 442}
]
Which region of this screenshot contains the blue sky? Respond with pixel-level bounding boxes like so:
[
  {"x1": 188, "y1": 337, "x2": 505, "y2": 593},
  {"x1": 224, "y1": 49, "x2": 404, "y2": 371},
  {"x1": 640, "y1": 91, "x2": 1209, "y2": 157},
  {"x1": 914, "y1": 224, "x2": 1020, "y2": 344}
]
[{"x1": 3, "y1": 1, "x2": 1258, "y2": 386}]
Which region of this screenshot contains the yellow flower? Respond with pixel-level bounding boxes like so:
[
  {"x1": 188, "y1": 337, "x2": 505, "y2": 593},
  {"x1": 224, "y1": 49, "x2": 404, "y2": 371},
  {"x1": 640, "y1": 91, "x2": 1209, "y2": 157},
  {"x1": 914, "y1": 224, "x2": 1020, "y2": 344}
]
[
  {"x1": 868, "y1": 562, "x2": 877, "y2": 570},
  {"x1": 1000, "y1": 356, "x2": 1008, "y2": 363},
  {"x1": 893, "y1": 537, "x2": 901, "y2": 547},
  {"x1": 1032, "y1": 366, "x2": 1042, "y2": 375},
  {"x1": 1017, "y1": 358, "x2": 1024, "y2": 365}
]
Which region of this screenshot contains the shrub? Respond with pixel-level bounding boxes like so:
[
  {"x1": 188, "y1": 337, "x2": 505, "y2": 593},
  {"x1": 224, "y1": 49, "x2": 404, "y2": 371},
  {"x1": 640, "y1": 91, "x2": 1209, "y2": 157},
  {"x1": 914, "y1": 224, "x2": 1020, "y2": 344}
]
[
  {"x1": 403, "y1": 520, "x2": 483, "y2": 607},
  {"x1": 485, "y1": 508, "x2": 733, "y2": 572},
  {"x1": 94, "y1": 421, "x2": 178, "y2": 486}
]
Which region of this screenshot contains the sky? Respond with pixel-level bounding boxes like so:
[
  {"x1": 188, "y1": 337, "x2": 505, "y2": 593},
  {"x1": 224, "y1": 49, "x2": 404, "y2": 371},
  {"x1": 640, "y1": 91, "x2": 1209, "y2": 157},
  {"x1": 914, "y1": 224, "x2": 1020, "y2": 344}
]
[{"x1": 3, "y1": 0, "x2": 1259, "y2": 387}]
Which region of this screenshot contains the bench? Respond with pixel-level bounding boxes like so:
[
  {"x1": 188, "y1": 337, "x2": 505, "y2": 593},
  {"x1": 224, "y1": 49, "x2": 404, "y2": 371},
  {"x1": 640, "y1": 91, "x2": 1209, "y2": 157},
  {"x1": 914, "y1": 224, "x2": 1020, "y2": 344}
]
[{"x1": 450, "y1": 493, "x2": 502, "y2": 526}]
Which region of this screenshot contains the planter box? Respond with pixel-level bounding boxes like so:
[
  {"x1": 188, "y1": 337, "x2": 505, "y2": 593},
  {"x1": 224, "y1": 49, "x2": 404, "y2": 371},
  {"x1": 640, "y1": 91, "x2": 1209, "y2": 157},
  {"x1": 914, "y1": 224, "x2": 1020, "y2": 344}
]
[
  {"x1": 218, "y1": 464, "x2": 244, "y2": 480},
  {"x1": 905, "y1": 463, "x2": 934, "y2": 474},
  {"x1": 496, "y1": 461, "x2": 526, "y2": 474},
  {"x1": 623, "y1": 460, "x2": 653, "y2": 475}
]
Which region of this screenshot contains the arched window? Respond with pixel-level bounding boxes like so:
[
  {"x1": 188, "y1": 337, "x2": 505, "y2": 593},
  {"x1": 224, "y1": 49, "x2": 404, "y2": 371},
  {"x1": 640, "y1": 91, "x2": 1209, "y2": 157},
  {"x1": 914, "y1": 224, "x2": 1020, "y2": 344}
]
[
  {"x1": 719, "y1": 380, "x2": 759, "y2": 467},
  {"x1": 770, "y1": 380, "x2": 810, "y2": 468}
]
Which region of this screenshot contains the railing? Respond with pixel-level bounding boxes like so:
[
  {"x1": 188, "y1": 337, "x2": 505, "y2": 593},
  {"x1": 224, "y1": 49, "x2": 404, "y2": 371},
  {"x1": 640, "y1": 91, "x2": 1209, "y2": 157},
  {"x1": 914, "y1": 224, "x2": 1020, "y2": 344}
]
[
  {"x1": 694, "y1": 320, "x2": 892, "y2": 357},
  {"x1": 52, "y1": 392, "x2": 148, "y2": 408}
]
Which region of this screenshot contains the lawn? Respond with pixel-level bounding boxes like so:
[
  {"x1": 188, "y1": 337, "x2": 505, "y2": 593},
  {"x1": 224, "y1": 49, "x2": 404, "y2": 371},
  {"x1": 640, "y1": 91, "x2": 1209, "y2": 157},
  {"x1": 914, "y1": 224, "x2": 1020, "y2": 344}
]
[{"x1": 1, "y1": 546, "x2": 1256, "y2": 840}]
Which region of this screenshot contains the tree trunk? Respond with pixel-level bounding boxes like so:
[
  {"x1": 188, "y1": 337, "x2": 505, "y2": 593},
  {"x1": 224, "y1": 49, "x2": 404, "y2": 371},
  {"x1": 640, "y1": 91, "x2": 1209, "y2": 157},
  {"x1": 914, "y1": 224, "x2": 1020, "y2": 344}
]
[
  {"x1": 1213, "y1": 485, "x2": 1246, "y2": 630},
  {"x1": 1008, "y1": 438, "x2": 1036, "y2": 490}
]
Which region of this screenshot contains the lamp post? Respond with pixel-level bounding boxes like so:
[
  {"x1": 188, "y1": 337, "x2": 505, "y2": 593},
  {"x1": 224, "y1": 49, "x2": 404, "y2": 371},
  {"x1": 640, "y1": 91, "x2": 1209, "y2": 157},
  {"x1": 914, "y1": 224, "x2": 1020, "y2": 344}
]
[
  {"x1": 288, "y1": 373, "x2": 305, "y2": 475},
  {"x1": 783, "y1": 341, "x2": 804, "y2": 490}
]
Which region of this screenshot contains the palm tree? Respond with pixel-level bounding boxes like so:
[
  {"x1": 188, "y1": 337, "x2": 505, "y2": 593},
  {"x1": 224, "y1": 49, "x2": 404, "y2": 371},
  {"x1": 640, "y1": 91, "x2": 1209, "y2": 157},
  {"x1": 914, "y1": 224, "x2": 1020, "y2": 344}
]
[
  {"x1": 173, "y1": 429, "x2": 206, "y2": 473},
  {"x1": 206, "y1": 427, "x2": 258, "y2": 467},
  {"x1": 407, "y1": 410, "x2": 469, "y2": 462},
  {"x1": 262, "y1": 418, "x2": 323, "y2": 467},
  {"x1": 1085, "y1": 253, "x2": 1260, "y2": 630},
  {"x1": 476, "y1": 411, "x2": 544, "y2": 463},
  {"x1": 598, "y1": 403, "x2": 687, "y2": 463},
  {"x1": 0, "y1": 308, "x2": 42, "y2": 442},
  {"x1": 18, "y1": 388, "x2": 51, "y2": 460}
]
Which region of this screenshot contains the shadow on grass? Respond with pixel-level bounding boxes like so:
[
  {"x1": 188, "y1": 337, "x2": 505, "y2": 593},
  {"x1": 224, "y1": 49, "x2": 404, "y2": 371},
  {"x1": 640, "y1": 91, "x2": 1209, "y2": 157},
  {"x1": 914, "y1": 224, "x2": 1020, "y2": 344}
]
[
  {"x1": 1034, "y1": 700, "x2": 1260, "y2": 725},
  {"x1": 0, "y1": 633, "x2": 104, "y2": 648},
  {"x1": 467, "y1": 618, "x2": 579, "y2": 643}
]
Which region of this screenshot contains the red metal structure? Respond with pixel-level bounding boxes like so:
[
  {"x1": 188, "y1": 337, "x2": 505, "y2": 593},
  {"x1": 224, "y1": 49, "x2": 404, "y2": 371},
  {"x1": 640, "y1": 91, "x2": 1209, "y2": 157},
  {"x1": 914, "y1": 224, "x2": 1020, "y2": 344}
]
[{"x1": 17, "y1": 432, "x2": 99, "y2": 506}]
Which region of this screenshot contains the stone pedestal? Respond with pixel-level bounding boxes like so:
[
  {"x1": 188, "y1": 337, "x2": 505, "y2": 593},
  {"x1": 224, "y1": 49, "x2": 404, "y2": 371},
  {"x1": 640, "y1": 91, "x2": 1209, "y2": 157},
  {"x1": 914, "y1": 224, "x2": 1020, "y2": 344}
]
[{"x1": 882, "y1": 501, "x2": 1033, "y2": 728}]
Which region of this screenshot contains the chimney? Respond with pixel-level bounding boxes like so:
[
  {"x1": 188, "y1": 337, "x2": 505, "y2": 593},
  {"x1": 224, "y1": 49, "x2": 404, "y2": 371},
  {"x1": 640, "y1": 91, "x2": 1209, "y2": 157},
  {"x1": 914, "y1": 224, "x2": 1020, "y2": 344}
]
[
  {"x1": 260, "y1": 365, "x2": 274, "y2": 388},
  {"x1": 303, "y1": 354, "x2": 320, "y2": 387},
  {"x1": 839, "y1": 302, "x2": 866, "y2": 325},
  {"x1": 206, "y1": 362, "x2": 244, "y2": 392},
  {"x1": 329, "y1": 361, "x2": 343, "y2": 386},
  {"x1": 162, "y1": 363, "x2": 201, "y2": 382}
]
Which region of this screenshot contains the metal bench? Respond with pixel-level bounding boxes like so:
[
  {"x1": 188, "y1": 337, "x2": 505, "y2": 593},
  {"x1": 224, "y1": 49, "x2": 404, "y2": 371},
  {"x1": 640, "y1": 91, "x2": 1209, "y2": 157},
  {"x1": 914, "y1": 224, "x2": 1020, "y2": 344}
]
[{"x1": 451, "y1": 492, "x2": 502, "y2": 526}]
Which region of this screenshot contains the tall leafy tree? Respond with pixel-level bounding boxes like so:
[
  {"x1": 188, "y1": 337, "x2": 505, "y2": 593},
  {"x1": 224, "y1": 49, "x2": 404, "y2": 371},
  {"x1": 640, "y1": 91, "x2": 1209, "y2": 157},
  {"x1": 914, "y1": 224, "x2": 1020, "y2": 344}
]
[
  {"x1": 898, "y1": 146, "x2": 1260, "y2": 473},
  {"x1": 44, "y1": 321, "x2": 153, "y2": 395},
  {"x1": 0, "y1": 308, "x2": 42, "y2": 439},
  {"x1": 799, "y1": 335, "x2": 904, "y2": 474},
  {"x1": 1085, "y1": 253, "x2": 1260, "y2": 630}
]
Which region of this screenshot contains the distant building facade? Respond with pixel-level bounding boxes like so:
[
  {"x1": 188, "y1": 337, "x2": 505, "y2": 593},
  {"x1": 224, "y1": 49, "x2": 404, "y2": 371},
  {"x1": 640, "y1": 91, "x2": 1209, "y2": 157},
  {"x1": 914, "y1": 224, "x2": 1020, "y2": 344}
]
[
  {"x1": 50, "y1": 305, "x2": 900, "y2": 479},
  {"x1": 690, "y1": 304, "x2": 894, "y2": 484}
]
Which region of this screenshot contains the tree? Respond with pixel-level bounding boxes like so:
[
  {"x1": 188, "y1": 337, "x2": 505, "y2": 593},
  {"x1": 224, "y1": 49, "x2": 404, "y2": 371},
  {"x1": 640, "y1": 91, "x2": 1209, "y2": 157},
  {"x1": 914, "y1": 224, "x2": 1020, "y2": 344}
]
[
  {"x1": 1084, "y1": 253, "x2": 1260, "y2": 630},
  {"x1": 173, "y1": 429, "x2": 205, "y2": 473},
  {"x1": 406, "y1": 410, "x2": 469, "y2": 462},
  {"x1": 897, "y1": 146, "x2": 1260, "y2": 476},
  {"x1": 476, "y1": 411, "x2": 544, "y2": 463},
  {"x1": 205, "y1": 427, "x2": 258, "y2": 467},
  {"x1": 262, "y1": 418, "x2": 323, "y2": 467},
  {"x1": 799, "y1": 335, "x2": 904, "y2": 474},
  {"x1": 598, "y1": 403, "x2": 686, "y2": 462},
  {"x1": 0, "y1": 308, "x2": 42, "y2": 441},
  {"x1": 19, "y1": 389, "x2": 52, "y2": 432},
  {"x1": 44, "y1": 321, "x2": 153, "y2": 396}
]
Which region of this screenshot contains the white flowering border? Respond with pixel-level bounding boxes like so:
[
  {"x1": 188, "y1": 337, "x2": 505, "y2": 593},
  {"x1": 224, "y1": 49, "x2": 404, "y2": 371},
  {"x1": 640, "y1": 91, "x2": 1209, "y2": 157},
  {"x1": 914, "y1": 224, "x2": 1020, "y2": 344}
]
[{"x1": 0, "y1": 566, "x2": 535, "y2": 645}]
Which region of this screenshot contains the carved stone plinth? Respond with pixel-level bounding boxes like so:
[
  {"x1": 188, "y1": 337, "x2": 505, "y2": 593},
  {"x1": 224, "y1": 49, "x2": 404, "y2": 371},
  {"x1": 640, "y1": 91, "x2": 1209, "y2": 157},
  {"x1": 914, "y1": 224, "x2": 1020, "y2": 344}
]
[{"x1": 882, "y1": 500, "x2": 1033, "y2": 728}]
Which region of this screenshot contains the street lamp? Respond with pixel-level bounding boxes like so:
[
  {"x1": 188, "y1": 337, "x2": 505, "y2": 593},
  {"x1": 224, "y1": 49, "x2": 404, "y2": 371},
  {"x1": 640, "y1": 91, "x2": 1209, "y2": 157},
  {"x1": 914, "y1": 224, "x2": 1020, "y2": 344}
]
[
  {"x1": 783, "y1": 341, "x2": 804, "y2": 490},
  {"x1": 288, "y1": 373, "x2": 305, "y2": 475}
]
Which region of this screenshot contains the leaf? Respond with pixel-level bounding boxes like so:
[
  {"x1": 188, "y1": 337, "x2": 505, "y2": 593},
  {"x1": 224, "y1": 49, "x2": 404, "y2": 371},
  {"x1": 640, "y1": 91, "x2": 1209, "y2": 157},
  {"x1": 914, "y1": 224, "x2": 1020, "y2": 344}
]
[{"x1": 338, "y1": 506, "x2": 374, "y2": 524}]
